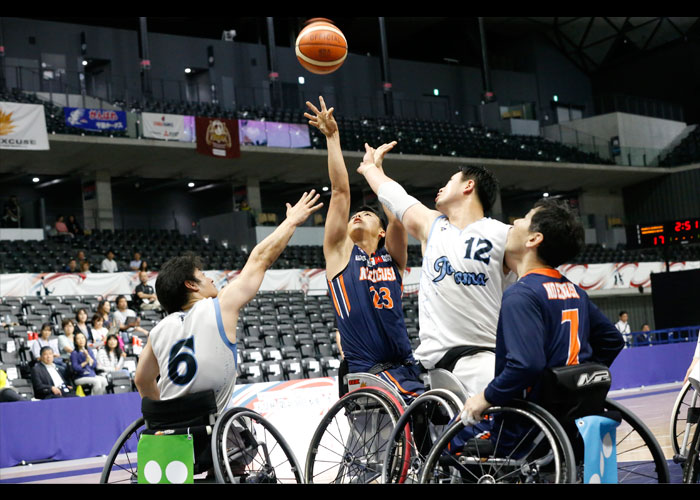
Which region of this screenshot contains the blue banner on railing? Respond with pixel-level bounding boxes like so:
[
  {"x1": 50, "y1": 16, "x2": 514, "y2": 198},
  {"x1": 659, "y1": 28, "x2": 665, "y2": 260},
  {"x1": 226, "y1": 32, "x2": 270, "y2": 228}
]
[{"x1": 64, "y1": 107, "x2": 127, "y2": 132}]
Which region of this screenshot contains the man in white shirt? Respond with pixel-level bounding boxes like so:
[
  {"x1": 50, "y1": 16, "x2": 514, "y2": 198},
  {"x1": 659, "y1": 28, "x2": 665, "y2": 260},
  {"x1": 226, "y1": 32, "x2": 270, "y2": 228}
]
[
  {"x1": 31, "y1": 347, "x2": 76, "y2": 399},
  {"x1": 101, "y1": 250, "x2": 118, "y2": 273},
  {"x1": 129, "y1": 252, "x2": 142, "y2": 271},
  {"x1": 615, "y1": 311, "x2": 632, "y2": 347}
]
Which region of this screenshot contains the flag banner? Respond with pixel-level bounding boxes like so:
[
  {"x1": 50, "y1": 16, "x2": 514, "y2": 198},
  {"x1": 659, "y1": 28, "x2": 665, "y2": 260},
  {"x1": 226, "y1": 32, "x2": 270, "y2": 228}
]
[
  {"x1": 0, "y1": 102, "x2": 49, "y2": 150},
  {"x1": 64, "y1": 107, "x2": 127, "y2": 132},
  {"x1": 196, "y1": 116, "x2": 240, "y2": 158},
  {"x1": 141, "y1": 112, "x2": 194, "y2": 142}
]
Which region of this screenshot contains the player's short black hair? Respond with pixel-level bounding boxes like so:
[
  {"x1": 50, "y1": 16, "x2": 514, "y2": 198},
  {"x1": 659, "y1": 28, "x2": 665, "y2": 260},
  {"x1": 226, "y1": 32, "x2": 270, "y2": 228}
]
[
  {"x1": 352, "y1": 205, "x2": 387, "y2": 249},
  {"x1": 459, "y1": 165, "x2": 500, "y2": 214},
  {"x1": 530, "y1": 198, "x2": 584, "y2": 268},
  {"x1": 619, "y1": 311, "x2": 628, "y2": 317},
  {"x1": 156, "y1": 254, "x2": 203, "y2": 314}
]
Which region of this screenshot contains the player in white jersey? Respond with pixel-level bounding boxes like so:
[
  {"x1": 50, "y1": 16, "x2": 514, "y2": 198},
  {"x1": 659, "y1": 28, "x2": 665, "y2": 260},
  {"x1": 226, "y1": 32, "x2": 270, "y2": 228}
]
[
  {"x1": 357, "y1": 158, "x2": 514, "y2": 397},
  {"x1": 134, "y1": 191, "x2": 323, "y2": 413}
]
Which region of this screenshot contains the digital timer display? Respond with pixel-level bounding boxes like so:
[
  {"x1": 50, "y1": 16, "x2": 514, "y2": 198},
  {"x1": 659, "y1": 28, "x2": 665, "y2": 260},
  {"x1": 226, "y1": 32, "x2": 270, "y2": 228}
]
[{"x1": 631, "y1": 217, "x2": 700, "y2": 248}]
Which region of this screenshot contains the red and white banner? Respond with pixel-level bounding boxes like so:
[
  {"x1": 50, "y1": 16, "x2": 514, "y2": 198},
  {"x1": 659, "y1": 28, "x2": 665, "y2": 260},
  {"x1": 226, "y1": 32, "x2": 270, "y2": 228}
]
[
  {"x1": 141, "y1": 112, "x2": 194, "y2": 142},
  {"x1": 195, "y1": 116, "x2": 240, "y2": 158},
  {"x1": 0, "y1": 102, "x2": 49, "y2": 150}
]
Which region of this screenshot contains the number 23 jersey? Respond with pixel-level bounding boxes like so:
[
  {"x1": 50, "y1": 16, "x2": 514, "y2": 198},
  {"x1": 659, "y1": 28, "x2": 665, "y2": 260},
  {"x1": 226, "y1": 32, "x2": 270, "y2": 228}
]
[
  {"x1": 149, "y1": 297, "x2": 238, "y2": 412},
  {"x1": 416, "y1": 216, "x2": 514, "y2": 368}
]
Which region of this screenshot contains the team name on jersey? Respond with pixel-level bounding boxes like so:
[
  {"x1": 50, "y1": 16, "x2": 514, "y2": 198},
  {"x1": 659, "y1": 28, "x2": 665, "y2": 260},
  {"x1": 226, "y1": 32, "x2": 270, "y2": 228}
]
[
  {"x1": 359, "y1": 265, "x2": 397, "y2": 282},
  {"x1": 542, "y1": 281, "x2": 580, "y2": 300},
  {"x1": 432, "y1": 256, "x2": 489, "y2": 286}
]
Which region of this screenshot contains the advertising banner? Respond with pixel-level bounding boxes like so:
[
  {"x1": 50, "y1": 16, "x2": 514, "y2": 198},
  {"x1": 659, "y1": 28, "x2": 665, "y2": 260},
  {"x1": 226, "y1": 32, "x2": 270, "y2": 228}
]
[
  {"x1": 141, "y1": 112, "x2": 194, "y2": 142},
  {"x1": 64, "y1": 107, "x2": 127, "y2": 132},
  {"x1": 195, "y1": 116, "x2": 240, "y2": 158},
  {"x1": 0, "y1": 102, "x2": 49, "y2": 150}
]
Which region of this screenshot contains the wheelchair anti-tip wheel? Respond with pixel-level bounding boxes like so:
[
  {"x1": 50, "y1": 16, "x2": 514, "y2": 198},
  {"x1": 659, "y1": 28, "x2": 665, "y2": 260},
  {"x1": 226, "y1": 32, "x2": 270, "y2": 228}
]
[
  {"x1": 212, "y1": 407, "x2": 305, "y2": 483},
  {"x1": 305, "y1": 386, "x2": 409, "y2": 483}
]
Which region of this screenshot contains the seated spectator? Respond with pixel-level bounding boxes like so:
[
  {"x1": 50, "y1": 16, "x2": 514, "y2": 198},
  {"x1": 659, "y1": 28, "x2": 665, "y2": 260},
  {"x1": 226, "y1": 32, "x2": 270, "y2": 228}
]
[
  {"x1": 70, "y1": 332, "x2": 108, "y2": 396},
  {"x1": 96, "y1": 300, "x2": 114, "y2": 330},
  {"x1": 76, "y1": 250, "x2": 87, "y2": 262},
  {"x1": 55, "y1": 215, "x2": 73, "y2": 238},
  {"x1": 80, "y1": 260, "x2": 91, "y2": 273},
  {"x1": 31, "y1": 322, "x2": 67, "y2": 378},
  {"x1": 2, "y1": 195, "x2": 21, "y2": 228},
  {"x1": 67, "y1": 214, "x2": 82, "y2": 236},
  {"x1": 134, "y1": 271, "x2": 161, "y2": 311},
  {"x1": 57, "y1": 318, "x2": 76, "y2": 357},
  {"x1": 32, "y1": 346, "x2": 77, "y2": 399},
  {"x1": 129, "y1": 251, "x2": 142, "y2": 271},
  {"x1": 101, "y1": 250, "x2": 118, "y2": 273},
  {"x1": 90, "y1": 313, "x2": 108, "y2": 348},
  {"x1": 0, "y1": 369, "x2": 22, "y2": 402},
  {"x1": 113, "y1": 295, "x2": 149, "y2": 342},
  {"x1": 63, "y1": 259, "x2": 79, "y2": 273},
  {"x1": 74, "y1": 308, "x2": 95, "y2": 345},
  {"x1": 138, "y1": 260, "x2": 149, "y2": 272},
  {"x1": 97, "y1": 334, "x2": 127, "y2": 374}
]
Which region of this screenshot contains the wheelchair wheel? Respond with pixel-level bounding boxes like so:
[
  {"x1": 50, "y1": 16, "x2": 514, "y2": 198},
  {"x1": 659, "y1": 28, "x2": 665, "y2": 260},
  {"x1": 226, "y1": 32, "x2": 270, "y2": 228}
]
[
  {"x1": 305, "y1": 386, "x2": 408, "y2": 483},
  {"x1": 99, "y1": 417, "x2": 146, "y2": 484},
  {"x1": 683, "y1": 425, "x2": 700, "y2": 483},
  {"x1": 606, "y1": 398, "x2": 670, "y2": 483},
  {"x1": 381, "y1": 388, "x2": 463, "y2": 484},
  {"x1": 212, "y1": 407, "x2": 304, "y2": 483},
  {"x1": 419, "y1": 401, "x2": 576, "y2": 484},
  {"x1": 670, "y1": 381, "x2": 698, "y2": 460}
]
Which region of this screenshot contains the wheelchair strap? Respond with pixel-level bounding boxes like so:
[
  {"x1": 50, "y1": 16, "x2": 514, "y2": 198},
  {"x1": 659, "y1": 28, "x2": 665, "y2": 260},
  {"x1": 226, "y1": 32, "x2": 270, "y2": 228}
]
[
  {"x1": 435, "y1": 346, "x2": 496, "y2": 373},
  {"x1": 367, "y1": 358, "x2": 417, "y2": 376}
]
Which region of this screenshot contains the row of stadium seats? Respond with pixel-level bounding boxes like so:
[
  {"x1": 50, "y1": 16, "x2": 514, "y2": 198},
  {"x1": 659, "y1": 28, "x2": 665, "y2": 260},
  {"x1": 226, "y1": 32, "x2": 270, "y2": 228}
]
[{"x1": 659, "y1": 126, "x2": 700, "y2": 167}]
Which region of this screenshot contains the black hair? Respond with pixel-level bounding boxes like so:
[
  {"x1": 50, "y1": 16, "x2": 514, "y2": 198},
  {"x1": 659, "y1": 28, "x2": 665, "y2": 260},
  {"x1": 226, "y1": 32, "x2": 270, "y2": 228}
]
[
  {"x1": 619, "y1": 311, "x2": 628, "y2": 317},
  {"x1": 91, "y1": 313, "x2": 103, "y2": 326},
  {"x1": 75, "y1": 307, "x2": 89, "y2": 322},
  {"x1": 459, "y1": 165, "x2": 500, "y2": 214},
  {"x1": 73, "y1": 331, "x2": 88, "y2": 350},
  {"x1": 351, "y1": 205, "x2": 387, "y2": 250},
  {"x1": 61, "y1": 318, "x2": 74, "y2": 329},
  {"x1": 115, "y1": 295, "x2": 127, "y2": 306},
  {"x1": 155, "y1": 254, "x2": 203, "y2": 314},
  {"x1": 529, "y1": 198, "x2": 584, "y2": 268},
  {"x1": 40, "y1": 322, "x2": 53, "y2": 336},
  {"x1": 104, "y1": 333, "x2": 123, "y2": 357},
  {"x1": 39, "y1": 345, "x2": 54, "y2": 356}
]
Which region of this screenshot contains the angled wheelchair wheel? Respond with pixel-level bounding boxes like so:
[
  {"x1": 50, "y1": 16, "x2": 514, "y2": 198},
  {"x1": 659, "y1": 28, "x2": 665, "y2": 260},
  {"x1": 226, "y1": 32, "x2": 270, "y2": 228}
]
[
  {"x1": 683, "y1": 425, "x2": 700, "y2": 483},
  {"x1": 212, "y1": 407, "x2": 304, "y2": 483},
  {"x1": 305, "y1": 386, "x2": 408, "y2": 483},
  {"x1": 419, "y1": 401, "x2": 576, "y2": 484},
  {"x1": 670, "y1": 381, "x2": 698, "y2": 460},
  {"x1": 99, "y1": 417, "x2": 146, "y2": 484},
  {"x1": 381, "y1": 388, "x2": 463, "y2": 484},
  {"x1": 606, "y1": 398, "x2": 670, "y2": 483}
]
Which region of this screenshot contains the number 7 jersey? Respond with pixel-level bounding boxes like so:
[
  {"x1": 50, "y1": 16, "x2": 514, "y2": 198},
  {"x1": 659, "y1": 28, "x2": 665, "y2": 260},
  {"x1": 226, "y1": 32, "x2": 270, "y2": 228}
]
[
  {"x1": 416, "y1": 216, "x2": 514, "y2": 368},
  {"x1": 149, "y1": 297, "x2": 238, "y2": 413}
]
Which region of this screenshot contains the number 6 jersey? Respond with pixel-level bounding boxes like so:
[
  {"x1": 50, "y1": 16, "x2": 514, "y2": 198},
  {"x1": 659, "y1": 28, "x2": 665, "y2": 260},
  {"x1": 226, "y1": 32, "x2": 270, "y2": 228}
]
[
  {"x1": 415, "y1": 216, "x2": 514, "y2": 368},
  {"x1": 149, "y1": 297, "x2": 238, "y2": 412},
  {"x1": 328, "y1": 245, "x2": 413, "y2": 373}
]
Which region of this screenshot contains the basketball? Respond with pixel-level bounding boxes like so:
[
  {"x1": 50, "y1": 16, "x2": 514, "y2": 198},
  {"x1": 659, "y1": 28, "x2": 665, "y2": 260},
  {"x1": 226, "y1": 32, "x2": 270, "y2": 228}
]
[{"x1": 295, "y1": 18, "x2": 348, "y2": 75}]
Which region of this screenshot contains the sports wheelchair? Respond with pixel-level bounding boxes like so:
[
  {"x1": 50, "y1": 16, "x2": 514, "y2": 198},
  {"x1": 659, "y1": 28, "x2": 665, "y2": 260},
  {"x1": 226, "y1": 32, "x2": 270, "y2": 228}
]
[
  {"x1": 99, "y1": 390, "x2": 304, "y2": 484},
  {"x1": 670, "y1": 380, "x2": 699, "y2": 467},
  {"x1": 415, "y1": 363, "x2": 670, "y2": 484},
  {"x1": 304, "y1": 368, "x2": 469, "y2": 484},
  {"x1": 679, "y1": 368, "x2": 700, "y2": 483}
]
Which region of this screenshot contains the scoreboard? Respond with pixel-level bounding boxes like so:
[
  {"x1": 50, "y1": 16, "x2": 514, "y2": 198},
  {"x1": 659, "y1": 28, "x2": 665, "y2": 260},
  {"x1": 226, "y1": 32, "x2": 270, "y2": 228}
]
[{"x1": 629, "y1": 217, "x2": 700, "y2": 248}]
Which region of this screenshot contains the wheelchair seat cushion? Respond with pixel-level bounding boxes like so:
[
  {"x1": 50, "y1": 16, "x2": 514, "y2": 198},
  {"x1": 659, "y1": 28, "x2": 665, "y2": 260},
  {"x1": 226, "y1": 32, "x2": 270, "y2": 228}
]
[{"x1": 539, "y1": 363, "x2": 611, "y2": 422}]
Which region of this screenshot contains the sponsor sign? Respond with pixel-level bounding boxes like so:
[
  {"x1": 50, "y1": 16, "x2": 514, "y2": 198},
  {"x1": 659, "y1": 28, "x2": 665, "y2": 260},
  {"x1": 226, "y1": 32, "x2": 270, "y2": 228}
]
[
  {"x1": 64, "y1": 107, "x2": 126, "y2": 132},
  {"x1": 0, "y1": 102, "x2": 49, "y2": 150},
  {"x1": 142, "y1": 112, "x2": 194, "y2": 142},
  {"x1": 195, "y1": 116, "x2": 240, "y2": 158}
]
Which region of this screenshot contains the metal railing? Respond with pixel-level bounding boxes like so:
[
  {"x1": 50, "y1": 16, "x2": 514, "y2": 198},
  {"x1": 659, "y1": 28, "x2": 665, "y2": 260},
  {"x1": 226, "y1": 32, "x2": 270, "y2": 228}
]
[{"x1": 626, "y1": 325, "x2": 699, "y2": 348}]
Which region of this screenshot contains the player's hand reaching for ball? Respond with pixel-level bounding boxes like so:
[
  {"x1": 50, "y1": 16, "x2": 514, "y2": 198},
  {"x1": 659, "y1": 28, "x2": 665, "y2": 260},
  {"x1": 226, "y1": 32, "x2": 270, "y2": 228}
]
[
  {"x1": 285, "y1": 190, "x2": 324, "y2": 227},
  {"x1": 361, "y1": 141, "x2": 397, "y2": 173},
  {"x1": 304, "y1": 96, "x2": 338, "y2": 137}
]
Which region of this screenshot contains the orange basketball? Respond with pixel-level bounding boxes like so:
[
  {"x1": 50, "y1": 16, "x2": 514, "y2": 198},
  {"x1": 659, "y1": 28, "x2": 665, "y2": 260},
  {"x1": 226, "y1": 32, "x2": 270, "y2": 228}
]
[{"x1": 295, "y1": 18, "x2": 348, "y2": 75}]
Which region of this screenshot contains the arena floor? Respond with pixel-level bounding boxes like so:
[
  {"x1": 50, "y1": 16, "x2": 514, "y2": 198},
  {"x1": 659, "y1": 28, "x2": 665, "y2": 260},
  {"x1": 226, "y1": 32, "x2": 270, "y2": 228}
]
[{"x1": 0, "y1": 382, "x2": 689, "y2": 484}]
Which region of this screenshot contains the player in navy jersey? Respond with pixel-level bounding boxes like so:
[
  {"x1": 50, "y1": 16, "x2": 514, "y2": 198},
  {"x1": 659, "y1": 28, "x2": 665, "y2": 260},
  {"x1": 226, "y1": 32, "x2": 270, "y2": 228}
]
[
  {"x1": 305, "y1": 97, "x2": 423, "y2": 403},
  {"x1": 458, "y1": 198, "x2": 624, "y2": 449}
]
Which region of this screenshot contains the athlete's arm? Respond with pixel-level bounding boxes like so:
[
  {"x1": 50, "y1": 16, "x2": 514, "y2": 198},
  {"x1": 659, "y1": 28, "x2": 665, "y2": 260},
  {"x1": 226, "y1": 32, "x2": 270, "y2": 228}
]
[
  {"x1": 357, "y1": 161, "x2": 440, "y2": 247},
  {"x1": 217, "y1": 191, "x2": 323, "y2": 335},
  {"x1": 134, "y1": 340, "x2": 160, "y2": 401},
  {"x1": 304, "y1": 97, "x2": 353, "y2": 275},
  {"x1": 363, "y1": 142, "x2": 408, "y2": 275}
]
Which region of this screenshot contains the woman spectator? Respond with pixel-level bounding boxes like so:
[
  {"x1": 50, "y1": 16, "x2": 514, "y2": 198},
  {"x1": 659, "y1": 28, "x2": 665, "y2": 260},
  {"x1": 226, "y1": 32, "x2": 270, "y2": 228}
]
[
  {"x1": 67, "y1": 214, "x2": 82, "y2": 236},
  {"x1": 70, "y1": 332, "x2": 108, "y2": 396},
  {"x1": 57, "y1": 318, "x2": 76, "y2": 357},
  {"x1": 31, "y1": 323, "x2": 67, "y2": 377},
  {"x1": 96, "y1": 300, "x2": 113, "y2": 330},
  {"x1": 90, "y1": 314, "x2": 109, "y2": 349},
  {"x1": 138, "y1": 260, "x2": 149, "y2": 272},
  {"x1": 79, "y1": 260, "x2": 91, "y2": 274},
  {"x1": 97, "y1": 334, "x2": 127, "y2": 373},
  {"x1": 74, "y1": 308, "x2": 94, "y2": 345},
  {"x1": 54, "y1": 215, "x2": 73, "y2": 238}
]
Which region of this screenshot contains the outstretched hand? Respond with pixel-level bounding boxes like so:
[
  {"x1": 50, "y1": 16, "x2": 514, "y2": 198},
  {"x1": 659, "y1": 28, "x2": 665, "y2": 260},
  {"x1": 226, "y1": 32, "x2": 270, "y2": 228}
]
[
  {"x1": 304, "y1": 96, "x2": 338, "y2": 137},
  {"x1": 362, "y1": 141, "x2": 397, "y2": 171},
  {"x1": 285, "y1": 190, "x2": 324, "y2": 227}
]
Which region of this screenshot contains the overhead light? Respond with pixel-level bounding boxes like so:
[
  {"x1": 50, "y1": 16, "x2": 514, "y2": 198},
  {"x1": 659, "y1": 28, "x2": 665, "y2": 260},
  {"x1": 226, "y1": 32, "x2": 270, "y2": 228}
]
[
  {"x1": 322, "y1": 186, "x2": 329, "y2": 192},
  {"x1": 188, "y1": 182, "x2": 195, "y2": 188},
  {"x1": 543, "y1": 192, "x2": 550, "y2": 198},
  {"x1": 184, "y1": 68, "x2": 192, "y2": 74},
  {"x1": 553, "y1": 95, "x2": 558, "y2": 102},
  {"x1": 32, "y1": 177, "x2": 40, "y2": 183},
  {"x1": 82, "y1": 60, "x2": 88, "y2": 66},
  {"x1": 433, "y1": 89, "x2": 439, "y2": 96},
  {"x1": 298, "y1": 76, "x2": 305, "y2": 85}
]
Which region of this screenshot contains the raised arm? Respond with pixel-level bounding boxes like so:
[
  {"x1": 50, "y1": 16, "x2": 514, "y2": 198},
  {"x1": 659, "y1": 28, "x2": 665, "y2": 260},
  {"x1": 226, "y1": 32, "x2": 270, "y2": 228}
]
[
  {"x1": 217, "y1": 190, "x2": 323, "y2": 321},
  {"x1": 357, "y1": 159, "x2": 440, "y2": 248},
  {"x1": 362, "y1": 142, "x2": 408, "y2": 275},
  {"x1": 304, "y1": 97, "x2": 353, "y2": 274}
]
